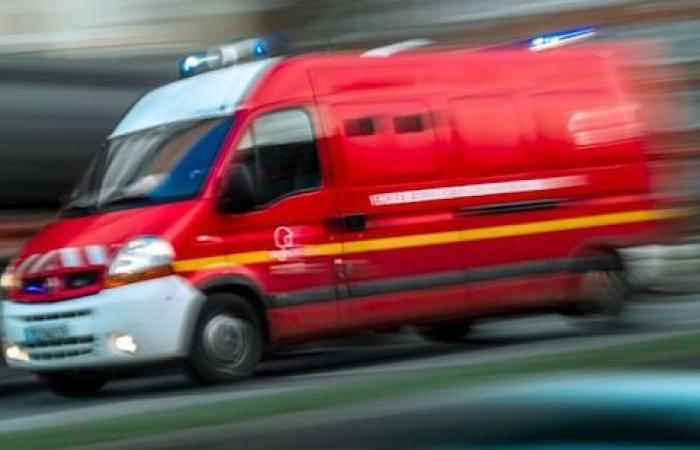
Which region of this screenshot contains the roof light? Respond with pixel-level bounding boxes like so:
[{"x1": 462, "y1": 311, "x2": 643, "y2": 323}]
[
  {"x1": 178, "y1": 51, "x2": 219, "y2": 78},
  {"x1": 253, "y1": 40, "x2": 269, "y2": 58},
  {"x1": 179, "y1": 35, "x2": 284, "y2": 78},
  {"x1": 529, "y1": 26, "x2": 596, "y2": 51}
]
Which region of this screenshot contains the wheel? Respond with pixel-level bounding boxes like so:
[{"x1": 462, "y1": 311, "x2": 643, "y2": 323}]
[
  {"x1": 186, "y1": 292, "x2": 264, "y2": 384},
  {"x1": 564, "y1": 269, "x2": 630, "y2": 330},
  {"x1": 39, "y1": 371, "x2": 110, "y2": 398},
  {"x1": 416, "y1": 321, "x2": 472, "y2": 343}
]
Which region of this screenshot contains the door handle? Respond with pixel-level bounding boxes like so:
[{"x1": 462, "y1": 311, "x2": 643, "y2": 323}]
[{"x1": 341, "y1": 214, "x2": 366, "y2": 232}]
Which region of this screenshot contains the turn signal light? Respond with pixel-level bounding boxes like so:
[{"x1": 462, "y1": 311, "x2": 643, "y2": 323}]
[{"x1": 104, "y1": 265, "x2": 172, "y2": 289}]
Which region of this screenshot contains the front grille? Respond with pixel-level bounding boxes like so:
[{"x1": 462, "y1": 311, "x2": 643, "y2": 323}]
[
  {"x1": 23, "y1": 334, "x2": 96, "y2": 361},
  {"x1": 28, "y1": 348, "x2": 93, "y2": 360},
  {"x1": 22, "y1": 335, "x2": 94, "y2": 349},
  {"x1": 65, "y1": 271, "x2": 99, "y2": 289},
  {"x1": 21, "y1": 270, "x2": 101, "y2": 296},
  {"x1": 20, "y1": 309, "x2": 92, "y2": 323}
]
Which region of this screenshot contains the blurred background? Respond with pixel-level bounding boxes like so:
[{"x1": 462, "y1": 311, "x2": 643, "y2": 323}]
[
  {"x1": 1, "y1": 2, "x2": 700, "y2": 448},
  {"x1": 0, "y1": 0, "x2": 699, "y2": 266}
]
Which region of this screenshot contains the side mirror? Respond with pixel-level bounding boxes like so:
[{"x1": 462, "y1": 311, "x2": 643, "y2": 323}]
[{"x1": 217, "y1": 165, "x2": 256, "y2": 214}]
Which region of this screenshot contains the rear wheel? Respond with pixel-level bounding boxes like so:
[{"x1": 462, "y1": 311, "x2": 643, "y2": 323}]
[
  {"x1": 187, "y1": 292, "x2": 264, "y2": 384},
  {"x1": 416, "y1": 321, "x2": 472, "y2": 343},
  {"x1": 564, "y1": 268, "x2": 630, "y2": 330},
  {"x1": 39, "y1": 371, "x2": 110, "y2": 398}
]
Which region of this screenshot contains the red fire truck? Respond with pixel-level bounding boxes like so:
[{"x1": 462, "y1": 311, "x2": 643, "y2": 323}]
[{"x1": 0, "y1": 32, "x2": 684, "y2": 396}]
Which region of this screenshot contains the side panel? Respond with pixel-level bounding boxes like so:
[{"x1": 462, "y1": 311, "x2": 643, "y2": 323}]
[
  {"x1": 445, "y1": 74, "x2": 654, "y2": 311},
  {"x1": 325, "y1": 99, "x2": 466, "y2": 329}
]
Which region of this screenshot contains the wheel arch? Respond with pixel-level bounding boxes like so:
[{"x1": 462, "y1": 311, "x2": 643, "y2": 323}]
[
  {"x1": 563, "y1": 240, "x2": 629, "y2": 312},
  {"x1": 192, "y1": 275, "x2": 271, "y2": 346},
  {"x1": 568, "y1": 241, "x2": 626, "y2": 273}
]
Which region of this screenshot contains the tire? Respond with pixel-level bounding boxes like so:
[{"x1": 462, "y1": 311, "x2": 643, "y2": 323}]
[
  {"x1": 564, "y1": 269, "x2": 630, "y2": 330},
  {"x1": 39, "y1": 371, "x2": 110, "y2": 398},
  {"x1": 416, "y1": 321, "x2": 472, "y2": 343},
  {"x1": 186, "y1": 292, "x2": 264, "y2": 384}
]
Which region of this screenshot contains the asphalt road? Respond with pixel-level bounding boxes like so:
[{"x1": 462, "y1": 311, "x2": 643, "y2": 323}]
[{"x1": 0, "y1": 293, "x2": 699, "y2": 432}]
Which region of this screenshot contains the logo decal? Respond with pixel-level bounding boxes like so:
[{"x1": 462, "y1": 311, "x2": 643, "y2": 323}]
[
  {"x1": 271, "y1": 226, "x2": 303, "y2": 261},
  {"x1": 273, "y1": 226, "x2": 294, "y2": 252}
]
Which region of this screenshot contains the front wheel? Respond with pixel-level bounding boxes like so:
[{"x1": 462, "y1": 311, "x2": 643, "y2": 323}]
[
  {"x1": 39, "y1": 371, "x2": 110, "y2": 398},
  {"x1": 186, "y1": 292, "x2": 264, "y2": 384}
]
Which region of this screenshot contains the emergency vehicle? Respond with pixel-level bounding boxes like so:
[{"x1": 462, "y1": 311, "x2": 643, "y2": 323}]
[{"x1": 0, "y1": 31, "x2": 683, "y2": 396}]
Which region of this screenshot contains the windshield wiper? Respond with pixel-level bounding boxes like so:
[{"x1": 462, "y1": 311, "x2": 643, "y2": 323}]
[
  {"x1": 99, "y1": 193, "x2": 152, "y2": 209},
  {"x1": 61, "y1": 205, "x2": 93, "y2": 218}
]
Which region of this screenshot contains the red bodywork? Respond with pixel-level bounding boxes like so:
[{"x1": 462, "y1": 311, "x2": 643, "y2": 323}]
[{"x1": 7, "y1": 46, "x2": 673, "y2": 345}]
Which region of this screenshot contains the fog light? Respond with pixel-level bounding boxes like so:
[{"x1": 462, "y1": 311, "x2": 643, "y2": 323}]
[
  {"x1": 4, "y1": 344, "x2": 29, "y2": 362},
  {"x1": 112, "y1": 334, "x2": 138, "y2": 354}
]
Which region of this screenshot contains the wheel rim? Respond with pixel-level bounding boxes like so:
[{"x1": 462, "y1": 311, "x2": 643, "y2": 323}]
[
  {"x1": 202, "y1": 314, "x2": 252, "y2": 365},
  {"x1": 579, "y1": 270, "x2": 626, "y2": 317}
]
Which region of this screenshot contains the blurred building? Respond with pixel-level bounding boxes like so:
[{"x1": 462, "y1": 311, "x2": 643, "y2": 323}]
[{"x1": 0, "y1": 0, "x2": 290, "y2": 56}]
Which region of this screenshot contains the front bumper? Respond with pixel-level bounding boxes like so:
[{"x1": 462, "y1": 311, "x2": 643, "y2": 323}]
[{"x1": 1, "y1": 276, "x2": 203, "y2": 372}]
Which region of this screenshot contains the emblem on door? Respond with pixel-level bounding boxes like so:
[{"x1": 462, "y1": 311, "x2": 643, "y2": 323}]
[{"x1": 271, "y1": 226, "x2": 304, "y2": 261}]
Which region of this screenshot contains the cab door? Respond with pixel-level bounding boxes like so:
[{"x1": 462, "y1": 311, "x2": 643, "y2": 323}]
[
  {"x1": 213, "y1": 107, "x2": 341, "y2": 341},
  {"x1": 329, "y1": 101, "x2": 467, "y2": 330}
]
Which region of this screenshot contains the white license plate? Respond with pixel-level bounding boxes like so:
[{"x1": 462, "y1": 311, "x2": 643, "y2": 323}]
[{"x1": 23, "y1": 325, "x2": 70, "y2": 343}]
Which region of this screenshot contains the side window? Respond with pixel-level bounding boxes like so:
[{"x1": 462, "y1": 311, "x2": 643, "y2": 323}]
[
  {"x1": 333, "y1": 101, "x2": 441, "y2": 186},
  {"x1": 344, "y1": 117, "x2": 376, "y2": 136},
  {"x1": 393, "y1": 114, "x2": 425, "y2": 134},
  {"x1": 235, "y1": 109, "x2": 321, "y2": 207}
]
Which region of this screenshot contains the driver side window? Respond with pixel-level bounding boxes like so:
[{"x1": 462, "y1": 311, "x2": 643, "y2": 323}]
[{"x1": 235, "y1": 108, "x2": 321, "y2": 207}]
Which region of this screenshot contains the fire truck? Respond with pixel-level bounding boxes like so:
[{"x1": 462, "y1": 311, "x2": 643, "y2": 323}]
[{"x1": 0, "y1": 30, "x2": 684, "y2": 396}]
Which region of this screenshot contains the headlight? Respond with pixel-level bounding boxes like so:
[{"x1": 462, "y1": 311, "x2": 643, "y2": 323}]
[
  {"x1": 104, "y1": 237, "x2": 174, "y2": 288},
  {"x1": 0, "y1": 261, "x2": 18, "y2": 293}
]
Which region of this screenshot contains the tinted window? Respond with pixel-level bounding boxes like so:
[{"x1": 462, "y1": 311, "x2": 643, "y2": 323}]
[
  {"x1": 333, "y1": 102, "x2": 440, "y2": 186},
  {"x1": 236, "y1": 109, "x2": 321, "y2": 207},
  {"x1": 344, "y1": 117, "x2": 376, "y2": 136},
  {"x1": 394, "y1": 114, "x2": 425, "y2": 133}
]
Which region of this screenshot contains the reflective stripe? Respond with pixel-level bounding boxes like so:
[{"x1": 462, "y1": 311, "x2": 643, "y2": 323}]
[
  {"x1": 369, "y1": 175, "x2": 586, "y2": 206},
  {"x1": 14, "y1": 254, "x2": 39, "y2": 277},
  {"x1": 85, "y1": 245, "x2": 108, "y2": 266},
  {"x1": 172, "y1": 208, "x2": 689, "y2": 273},
  {"x1": 59, "y1": 248, "x2": 83, "y2": 268},
  {"x1": 28, "y1": 250, "x2": 58, "y2": 274}
]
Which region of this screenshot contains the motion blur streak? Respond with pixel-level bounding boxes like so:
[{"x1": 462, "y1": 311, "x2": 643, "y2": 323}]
[{"x1": 0, "y1": 1, "x2": 699, "y2": 450}]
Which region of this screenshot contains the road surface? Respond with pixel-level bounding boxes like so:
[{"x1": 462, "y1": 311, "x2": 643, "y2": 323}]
[{"x1": 0, "y1": 293, "x2": 698, "y2": 433}]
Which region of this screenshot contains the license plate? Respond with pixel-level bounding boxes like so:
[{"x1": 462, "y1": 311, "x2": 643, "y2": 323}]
[{"x1": 23, "y1": 325, "x2": 69, "y2": 344}]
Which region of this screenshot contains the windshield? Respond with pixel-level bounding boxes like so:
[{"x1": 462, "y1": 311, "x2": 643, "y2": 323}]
[{"x1": 62, "y1": 117, "x2": 232, "y2": 217}]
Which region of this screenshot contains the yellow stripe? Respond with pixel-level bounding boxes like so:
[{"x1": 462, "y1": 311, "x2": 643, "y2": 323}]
[
  {"x1": 172, "y1": 208, "x2": 688, "y2": 272},
  {"x1": 172, "y1": 255, "x2": 228, "y2": 272},
  {"x1": 172, "y1": 250, "x2": 269, "y2": 273},
  {"x1": 461, "y1": 209, "x2": 659, "y2": 243},
  {"x1": 303, "y1": 242, "x2": 344, "y2": 257},
  {"x1": 343, "y1": 230, "x2": 460, "y2": 254}
]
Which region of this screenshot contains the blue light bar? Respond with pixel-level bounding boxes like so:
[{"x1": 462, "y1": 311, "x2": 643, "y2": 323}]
[
  {"x1": 178, "y1": 51, "x2": 219, "y2": 78},
  {"x1": 529, "y1": 26, "x2": 596, "y2": 51},
  {"x1": 179, "y1": 35, "x2": 287, "y2": 78},
  {"x1": 253, "y1": 39, "x2": 269, "y2": 58}
]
